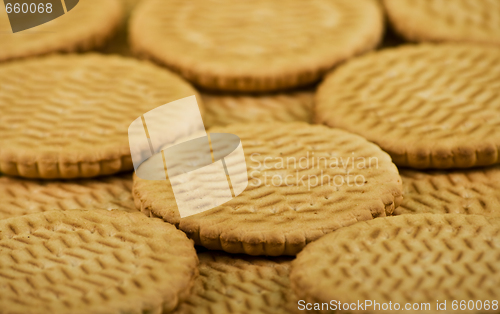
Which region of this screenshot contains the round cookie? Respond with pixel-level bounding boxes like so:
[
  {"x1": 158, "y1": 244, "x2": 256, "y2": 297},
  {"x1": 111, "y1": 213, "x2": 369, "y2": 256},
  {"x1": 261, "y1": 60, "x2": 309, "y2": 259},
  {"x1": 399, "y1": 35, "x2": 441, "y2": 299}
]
[
  {"x1": 0, "y1": 54, "x2": 201, "y2": 179},
  {"x1": 201, "y1": 90, "x2": 314, "y2": 128},
  {"x1": 291, "y1": 214, "x2": 500, "y2": 313},
  {"x1": 133, "y1": 122, "x2": 403, "y2": 256},
  {"x1": 316, "y1": 44, "x2": 500, "y2": 169},
  {"x1": 130, "y1": 0, "x2": 384, "y2": 92},
  {"x1": 0, "y1": 0, "x2": 122, "y2": 62},
  {"x1": 396, "y1": 166, "x2": 500, "y2": 218},
  {"x1": 0, "y1": 174, "x2": 136, "y2": 220},
  {"x1": 0, "y1": 209, "x2": 198, "y2": 314},
  {"x1": 384, "y1": 0, "x2": 500, "y2": 46},
  {"x1": 173, "y1": 251, "x2": 299, "y2": 314}
]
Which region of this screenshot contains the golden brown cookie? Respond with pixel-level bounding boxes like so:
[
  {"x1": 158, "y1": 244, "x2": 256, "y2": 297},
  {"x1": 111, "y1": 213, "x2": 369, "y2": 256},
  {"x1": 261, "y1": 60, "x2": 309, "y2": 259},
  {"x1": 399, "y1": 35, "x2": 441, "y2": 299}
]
[
  {"x1": 316, "y1": 44, "x2": 500, "y2": 169},
  {"x1": 201, "y1": 90, "x2": 314, "y2": 128},
  {"x1": 0, "y1": 54, "x2": 201, "y2": 179},
  {"x1": 133, "y1": 122, "x2": 403, "y2": 256},
  {"x1": 291, "y1": 214, "x2": 500, "y2": 313},
  {"x1": 0, "y1": 0, "x2": 123, "y2": 62},
  {"x1": 396, "y1": 166, "x2": 500, "y2": 218},
  {"x1": 384, "y1": 0, "x2": 500, "y2": 46},
  {"x1": 173, "y1": 251, "x2": 299, "y2": 314},
  {"x1": 130, "y1": 0, "x2": 384, "y2": 92},
  {"x1": 0, "y1": 209, "x2": 198, "y2": 314},
  {"x1": 0, "y1": 174, "x2": 136, "y2": 220}
]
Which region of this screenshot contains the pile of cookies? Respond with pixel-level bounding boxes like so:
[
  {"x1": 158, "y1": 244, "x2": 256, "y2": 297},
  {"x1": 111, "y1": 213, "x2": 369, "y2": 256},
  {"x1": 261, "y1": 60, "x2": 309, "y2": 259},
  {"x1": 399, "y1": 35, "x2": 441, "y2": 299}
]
[{"x1": 0, "y1": 0, "x2": 499, "y2": 313}]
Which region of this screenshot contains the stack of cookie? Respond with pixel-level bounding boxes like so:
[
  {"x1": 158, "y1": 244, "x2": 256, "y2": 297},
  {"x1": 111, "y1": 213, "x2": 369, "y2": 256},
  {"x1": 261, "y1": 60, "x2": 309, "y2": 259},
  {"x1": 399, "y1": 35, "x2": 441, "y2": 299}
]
[{"x1": 0, "y1": 0, "x2": 499, "y2": 313}]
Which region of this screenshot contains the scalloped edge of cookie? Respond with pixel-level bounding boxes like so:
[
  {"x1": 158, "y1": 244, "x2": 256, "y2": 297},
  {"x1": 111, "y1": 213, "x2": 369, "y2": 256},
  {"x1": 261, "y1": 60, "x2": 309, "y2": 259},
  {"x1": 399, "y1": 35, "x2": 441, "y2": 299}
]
[
  {"x1": 383, "y1": 0, "x2": 500, "y2": 46},
  {"x1": 315, "y1": 44, "x2": 500, "y2": 170},
  {"x1": 0, "y1": 209, "x2": 199, "y2": 314},
  {"x1": 0, "y1": 155, "x2": 133, "y2": 179},
  {"x1": 132, "y1": 162, "x2": 404, "y2": 256},
  {"x1": 129, "y1": 0, "x2": 384, "y2": 92},
  {"x1": 0, "y1": 0, "x2": 124, "y2": 63},
  {"x1": 289, "y1": 214, "x2": 500, "y2": 308}
]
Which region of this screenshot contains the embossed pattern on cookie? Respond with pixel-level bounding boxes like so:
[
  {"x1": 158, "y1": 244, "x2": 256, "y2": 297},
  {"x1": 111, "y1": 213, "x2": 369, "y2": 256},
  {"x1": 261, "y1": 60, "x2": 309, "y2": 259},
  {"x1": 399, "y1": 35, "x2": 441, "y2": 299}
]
[
  {"x1": 133, "y1": 122, "x2": 402, "y2": 256},
  {"x1": 130, "y1": 0, "x2": 384, "y2": 91},
  {"x1": 316, "y1": 44, "x2": 500, "y2": 169},
  {"x1": 291, "y1": 214, "x2": 500, "y2": 312},
  {"x1": 201, "y1": 90, "x2": 314, "y2": 128},
  {"x1": 0, "y1": 54, "x2": 201, "y2": 179},
  {"x1": 0, "y1": 210, "x2": 198, "y2": 314},
  {"x1": 397, "y1": 166, "x2": 500, "y2": 218},
  {"x1": 0, "y1": 174, "x2": 136, "y2": 220},
  {"x1": 384, "y1": 0, "x2": 500, "y2": 46},
  {"x1": 0, "y1": 0, "x2": 123, "y2": 62}
]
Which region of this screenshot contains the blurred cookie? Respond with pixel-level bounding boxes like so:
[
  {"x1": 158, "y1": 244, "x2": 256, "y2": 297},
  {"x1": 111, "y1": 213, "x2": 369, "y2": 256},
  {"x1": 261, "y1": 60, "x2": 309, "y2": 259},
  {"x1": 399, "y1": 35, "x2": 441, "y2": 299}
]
[
  {"x1": 101, "y1": 0, "x2": 144, "y2": 56},
  {"x1": 0, "y1": 54, "x2": 201, "y2": 179},
  {"x1": 133, "y1": 122, "x2": 402, "y2": 256},
  {"x1": 384, "y1": 0, "x2": 500, "y2": 46},
  {"x1": 201, "y1": 90, "x2": 314, "y2": 128},
  {"x1": 291, "y1": 214, "x2": 500, "y2": 312},
  {"x1": 130, "y1": 0, "x2": 384, "y2": 92},
  {"x1": 0, "y1": 0, "x2": 122, "y2": 62},
  {"x1": 0, "y1": 209, "x2": 198, "y2": 314},
  {"x1": 173, "y1": 251, "x2": 299, "y2": 314},
  {"x1": 0, "y1": 174, "x2": 136, "y2": 220},
  {"x1": 397, "y1": 166, "x2": 500, "y2": 217},
  {"x1": 316, "y1": 44, "x2": 500, "y2": 169}
]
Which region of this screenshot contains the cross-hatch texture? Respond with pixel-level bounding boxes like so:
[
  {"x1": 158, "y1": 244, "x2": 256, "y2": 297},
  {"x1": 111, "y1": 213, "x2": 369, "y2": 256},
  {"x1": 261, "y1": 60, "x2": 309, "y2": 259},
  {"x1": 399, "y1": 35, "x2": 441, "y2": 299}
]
[
  {"x1": 384, "y1": 0, "x2": 500, "y2": 46},
  {"x1": 133, "y1": 123, "x2": 402, "y2": 256},
  {"x1": 0, "y1": 0, "x2": 122, "y2": 62},
  {"x1": 316, "y1": 44, "x2": 500, "y2": 169},
  {"x1": 397, "y1": 167, "x2": 500, "y2": 218},
  {"x1": 0, "y1": 174, "x2": 136, "y2": 220},
  {"x1": 201, "y1": 90, "x2": 314, "y2": 128},
  {"x1": 173, "y1": 252, "x2": 301, "y2": 314},
  {"x1": 0, "y1": 210, "x2": 198, "y2": 314},
  {"x1": 130, "y1": 0, "x2": 383, "y2": 91},
  {"x1": 291, "y1": 214, "x2": 500, "y2": 313},
  {"x1": 0, "y1": 54, "x2": 199, "y2": 179}
]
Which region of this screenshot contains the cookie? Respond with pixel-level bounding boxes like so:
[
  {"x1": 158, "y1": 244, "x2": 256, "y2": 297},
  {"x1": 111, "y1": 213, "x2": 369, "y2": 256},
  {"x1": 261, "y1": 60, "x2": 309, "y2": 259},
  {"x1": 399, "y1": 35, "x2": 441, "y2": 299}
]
[
  {"x1": 130, "y1": 0, "x2": 384, "y2": 92},
  {"x1": 384, "y1": 0, "x2": 500, "y2": 46},
  {"x1": 396, "y1": 166, "x2": 500, "y2": 218},
  {"x1": 316, "y1": 44, "x2": 500, "y2": 169},
  {"x1": 133, "y1": 122, "x2": 403, "y2": 256},
  {"x1": 0, "y1": 0, "x2": 123, "y2": 62},
  {"x1": 201, "y1": 90, "x2": 314, "y2": 128},
  {"x1": 290, "y1": 214, "x2": 500, "y2": 313},
  {"x1": 0, "y1": 209, "x2": 198, "y2": 314},
  {"x1": 0, "y1": 174, "x2": 136, "y2": 220},
  {"x1": 0, "y1": 54, "x2": 201, "y2": 179},
  {"x1": 173, "y1": 251, "x2": 299, "y2": 314}
]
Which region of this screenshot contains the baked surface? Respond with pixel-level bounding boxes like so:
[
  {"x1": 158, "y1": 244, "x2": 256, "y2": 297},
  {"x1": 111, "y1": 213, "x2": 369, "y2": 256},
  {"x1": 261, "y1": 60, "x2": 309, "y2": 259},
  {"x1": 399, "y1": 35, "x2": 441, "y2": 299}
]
[
  {"x1": 291, "y1": 214, "x2": 500, "y2": 313},
  {"x1": 384, "y1": 0, "x2": 500, "y2": 46},
  {"x1": 316, "y1": 44, "x2": 500, "y2": 169},
  {"x1": 397, "y1": 166, "x2": 500, "y2": 218},
  {"x1": 0, "y1": 174, "x2": 136, "y2": 220},
  {"x1": 173, "y1": 251, "x2": 299, "y2": 314},
  {"x1": 130, "y1": 0, "x2": 384, "y2": 92},
  {"x1": 133, "y1": 122, "x2": 402, "y2": 255},
  {"x1": 201, "y1": 90, "x2": 314, "y2": 128},
  {"x1": 0, "y1": 0, "x2": 123, "y2": 62},
  {"x1": 0, "y1": 209, "x2": 198, "y2": 314},
  {"x1": 0, "y1": 54, "x2": 200, "y2": 179}
]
